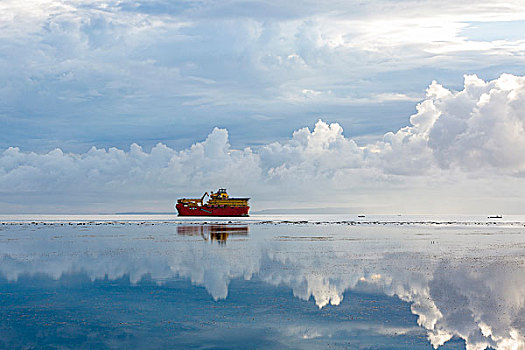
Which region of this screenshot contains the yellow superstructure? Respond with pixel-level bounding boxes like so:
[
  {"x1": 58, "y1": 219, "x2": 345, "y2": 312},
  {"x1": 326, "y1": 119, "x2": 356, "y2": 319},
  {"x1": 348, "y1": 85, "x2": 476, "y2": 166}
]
[{"x1": 207, "y1": 188, "x2": 249, "y2": 207}]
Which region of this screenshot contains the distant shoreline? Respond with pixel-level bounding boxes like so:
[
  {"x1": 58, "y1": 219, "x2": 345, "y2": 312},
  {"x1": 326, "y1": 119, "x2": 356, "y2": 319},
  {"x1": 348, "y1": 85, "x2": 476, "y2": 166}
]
[
  {"x1": 113, "y1": 209, "x2": 361, "y2": 215},
  {"x1": 114, "y1": 212, "x2": 177, "y2": 215}
]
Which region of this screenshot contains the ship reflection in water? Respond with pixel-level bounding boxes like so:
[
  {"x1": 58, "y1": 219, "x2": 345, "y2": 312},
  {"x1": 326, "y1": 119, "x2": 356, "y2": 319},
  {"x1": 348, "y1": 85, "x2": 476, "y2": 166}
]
[
  {"x1": 177, "y1": 224, "x2": 249, "y2": 244},
  {"x1": 0, "y1": 218, "x2": 524, "y2": 349}
]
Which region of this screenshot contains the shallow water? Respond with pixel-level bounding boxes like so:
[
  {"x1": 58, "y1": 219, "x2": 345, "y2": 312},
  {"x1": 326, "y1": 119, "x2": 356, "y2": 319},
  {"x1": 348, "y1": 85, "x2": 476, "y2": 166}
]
[{"x1": 0, "y1": 216, "x2": 524, "y2": 349}]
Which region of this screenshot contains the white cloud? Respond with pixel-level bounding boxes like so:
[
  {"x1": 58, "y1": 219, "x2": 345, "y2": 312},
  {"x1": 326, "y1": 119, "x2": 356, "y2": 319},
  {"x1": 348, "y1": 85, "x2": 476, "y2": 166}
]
[
  {"x1": 1, "y1": 74, "x2": 525, "y2": 213},
  {"x1": 1, "y1": 0, "x2": 525, "y2": 153},
  {"x1": 0, "y1": 127, "x2": 258, "y2": 195},
  {"x1": 377, "y1": 73, "x2": 525, "y2": 173}
]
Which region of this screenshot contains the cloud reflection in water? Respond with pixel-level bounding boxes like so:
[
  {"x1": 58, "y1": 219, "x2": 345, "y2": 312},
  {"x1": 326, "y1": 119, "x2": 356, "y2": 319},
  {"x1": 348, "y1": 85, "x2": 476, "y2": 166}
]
[{"x1": 0, "y1": 221, "x2": 523, "y2": 349}]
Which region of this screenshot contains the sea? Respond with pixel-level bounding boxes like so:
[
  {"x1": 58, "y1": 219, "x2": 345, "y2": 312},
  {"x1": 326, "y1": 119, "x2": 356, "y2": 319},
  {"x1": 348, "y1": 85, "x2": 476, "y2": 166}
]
[{"x1": 0, "y1": 214, "x2": 524, "y2": 349}]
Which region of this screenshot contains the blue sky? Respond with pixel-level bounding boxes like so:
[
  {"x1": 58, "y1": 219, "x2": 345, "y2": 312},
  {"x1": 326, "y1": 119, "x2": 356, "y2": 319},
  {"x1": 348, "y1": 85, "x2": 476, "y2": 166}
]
[
  {"x1": 2, "y1": 0, "x2": 524, "y2": 151},
  {"x1": 1, "y1": 0, "x2": 525, "y2": 213}
]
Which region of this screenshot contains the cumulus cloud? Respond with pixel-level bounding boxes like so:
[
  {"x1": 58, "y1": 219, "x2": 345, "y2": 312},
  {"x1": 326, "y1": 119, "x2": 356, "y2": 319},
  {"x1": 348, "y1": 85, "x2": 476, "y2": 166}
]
[
  {"x1": 1, "y1": 0, "x2": 525, "y2": 150},
  {"x1": 0, "y1": 127, "x2": 259, "y2": 210},
  {"x1": 259, "y1": 120, "x2": 364, "y2": 178},
  {"x1": 1, "y1": 74, "x2": 525, "y2": 213},
  {"x1": 376, "y1": 74, "x2": 525, "y2": 174}
]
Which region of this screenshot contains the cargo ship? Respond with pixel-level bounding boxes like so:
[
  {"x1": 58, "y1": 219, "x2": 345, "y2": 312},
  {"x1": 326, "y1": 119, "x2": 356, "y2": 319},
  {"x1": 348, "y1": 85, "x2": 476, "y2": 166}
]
[{"x1": 175, "y1": 188, "x2": 250, "y2": 216}]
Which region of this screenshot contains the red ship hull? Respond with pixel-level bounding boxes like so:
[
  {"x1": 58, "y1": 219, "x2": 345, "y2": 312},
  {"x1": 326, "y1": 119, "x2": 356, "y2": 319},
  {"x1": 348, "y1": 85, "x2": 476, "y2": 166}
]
[{"x1": 176, "y1": 204, "x2": 250, "y2": 217}]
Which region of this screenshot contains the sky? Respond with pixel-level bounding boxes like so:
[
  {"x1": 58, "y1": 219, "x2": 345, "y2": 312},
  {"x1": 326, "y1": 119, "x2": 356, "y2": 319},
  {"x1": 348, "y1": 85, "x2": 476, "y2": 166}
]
[{"x1": 1, "y1": 0, "x2": 525, "y2": 213}]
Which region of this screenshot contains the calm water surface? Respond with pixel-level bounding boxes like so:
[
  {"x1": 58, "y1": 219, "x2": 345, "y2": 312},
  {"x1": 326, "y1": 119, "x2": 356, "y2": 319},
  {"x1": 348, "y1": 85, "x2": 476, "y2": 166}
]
[{"x1": 0, "y1": 215, "x2": 524, "y2": 349}]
